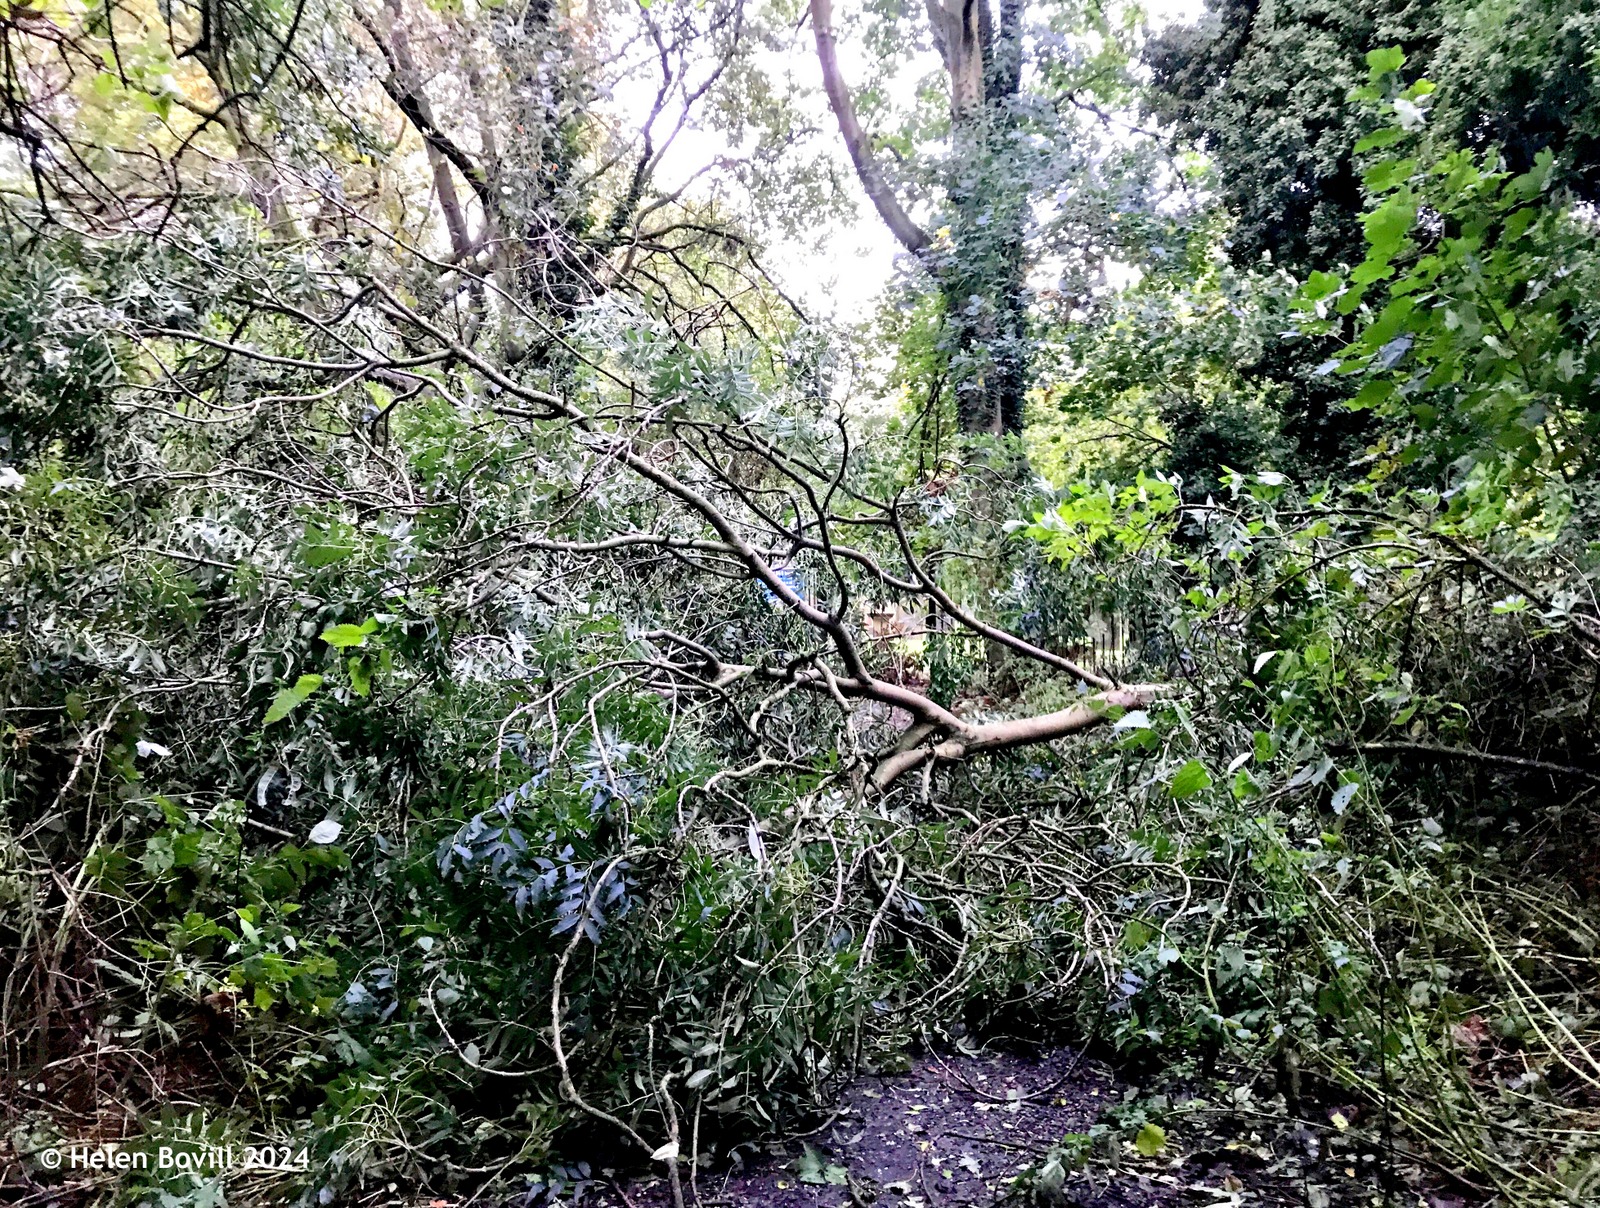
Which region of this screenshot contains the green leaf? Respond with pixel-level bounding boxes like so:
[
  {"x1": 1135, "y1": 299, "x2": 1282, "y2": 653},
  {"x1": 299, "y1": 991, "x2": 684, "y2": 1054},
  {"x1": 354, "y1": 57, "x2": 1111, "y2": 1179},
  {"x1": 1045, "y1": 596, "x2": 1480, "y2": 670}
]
[
  {"x1": 263, "y1": 674, "x2": 324, "y2": 726},
  {"x1": 1354, "y1": 127, "x2": 1405, "y2": 154},
  {"x1": 1169, "y1": 759, "x2": 1213, "y2": 800},
  {"x1": 1366, "y1": 46, "x2": 1405, "y2": 76},
  {"x1": 1350, "y1": 380, "x2": 1396, "y2": 411},
  {"x1": 1300, "y1": 270, "x2": 1344, "y2": 303},
  {"x1": 1336, "y1": 282, "x2": 1370, "y2": 315},
  {"x1": 1134, "y1": 1122, "x2": 1167, "y2": 1157},
  {"x1": 348, "y1": 656, "x2": 372, "y2": 697},
  {"x1": 301, "y1": 542, "x2": 355, "y2": 568},
  {"x1": 320, "y1": 618, "x2": 377, "y2": 649},
  {"x1": 1362, "y1": 158, "x2": 1416, "y2": 193},
  {"x1": 793, "y1": 1144, "x2": 845, "y2": 1185},
  {"x1": 1363, "y1": 191, "x2": 1417, "y2": 252},
  {"x1": 1350, "y1": 257, "x2": 1395, "y2": 286},
  {"x1": 1253, "y1": 730, "x2": 1275, "y2": 763}
]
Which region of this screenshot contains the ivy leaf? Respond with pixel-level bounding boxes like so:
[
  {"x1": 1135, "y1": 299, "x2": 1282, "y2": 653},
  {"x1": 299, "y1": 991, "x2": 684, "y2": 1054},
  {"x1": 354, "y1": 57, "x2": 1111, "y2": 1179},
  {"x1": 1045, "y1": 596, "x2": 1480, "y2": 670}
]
[
  {"x1": 1169, "y1": 759, "x2": 1213, "y2": 800},
  {"x1": 263, "y1": 673, "x2": 323, "y2": 725}
]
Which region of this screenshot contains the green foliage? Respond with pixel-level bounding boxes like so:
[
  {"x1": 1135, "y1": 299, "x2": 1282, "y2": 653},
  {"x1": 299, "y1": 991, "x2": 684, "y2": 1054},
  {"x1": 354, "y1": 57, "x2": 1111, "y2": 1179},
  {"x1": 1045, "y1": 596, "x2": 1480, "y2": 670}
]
[
  {"x1": 1146, "y1": 0, "x2": 1600, "y2": 274},
  {"x1": 5, "y1": 5, "x2": 1600, "y2": 1207},
  {"x1": 0, "y1": 243, "x2": 123, "y2": 462},
  {"x1": 1017, "y1": 457, "x2": 1600, "y2": 1200},
  {"x1": 1144, "y1": 0, "x2": 1436, "y2": 273},
  {"x1": 263, "y1": 675, "x2": 325, "y2": 727},
  {"x1": 1132, "y1": 1121, "x2": 1166, "y2": 1157},
  {"x1": 1024, "y1": 473, "x2": 1181, "y2": 563},
  {"x1": 1292, "y1": 53, "x2": 1600, "y2": 533},
  {"x1": 1025, "y1": 210, "x2": 1357, "y2": 489}
]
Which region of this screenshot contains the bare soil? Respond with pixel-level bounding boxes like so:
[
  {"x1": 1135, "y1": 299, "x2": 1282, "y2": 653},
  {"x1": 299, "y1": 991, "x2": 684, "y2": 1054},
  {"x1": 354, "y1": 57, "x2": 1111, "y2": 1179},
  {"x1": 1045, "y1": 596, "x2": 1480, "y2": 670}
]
[{"x1": 589, "y1": 1047, "x2": 1454, "y2": 1208}]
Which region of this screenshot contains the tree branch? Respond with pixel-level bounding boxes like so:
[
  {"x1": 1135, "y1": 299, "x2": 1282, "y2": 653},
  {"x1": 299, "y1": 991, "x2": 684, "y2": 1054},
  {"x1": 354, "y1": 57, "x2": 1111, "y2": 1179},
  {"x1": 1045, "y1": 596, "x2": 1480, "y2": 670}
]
[
  {"x1": 809, "y1": 0, "x2": 930, "y2": 255},
  {"x1": 1349, "y1": 741, "x2": 1600, "y2": 785},
  {"x1": 353, "y1": 2, "x2": 493, "y2": 216}
]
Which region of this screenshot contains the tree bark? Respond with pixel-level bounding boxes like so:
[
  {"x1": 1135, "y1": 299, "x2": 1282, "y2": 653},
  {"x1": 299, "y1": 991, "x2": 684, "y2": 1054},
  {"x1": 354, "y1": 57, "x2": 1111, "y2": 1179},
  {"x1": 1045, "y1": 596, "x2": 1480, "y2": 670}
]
[
  {"x1": 355, "y1": 0, "x2": 490, "y2": 248},
  {"x1": 377, "y1": 0, "x2": 474, "y2": 261},
  {"x1": 808, "y1": 0, "x2": 930, "y2": 255},
  {"x1": 190, "y1": 0, "x2": 301, "y2": 236},
  {"x1": 925, "y1": 0, "x2": 988, "y2": 118}
]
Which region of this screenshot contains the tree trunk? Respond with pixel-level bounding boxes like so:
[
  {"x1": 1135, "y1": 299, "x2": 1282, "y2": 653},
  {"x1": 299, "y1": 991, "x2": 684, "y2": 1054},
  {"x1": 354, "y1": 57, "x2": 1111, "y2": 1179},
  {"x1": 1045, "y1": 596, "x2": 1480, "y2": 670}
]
[
  {"x1": 814, "y1": 0, "x2": 1031, "y2": 437},
  {"x1": 939, "y1": 0, "x2": 1027, "y2": 436}
]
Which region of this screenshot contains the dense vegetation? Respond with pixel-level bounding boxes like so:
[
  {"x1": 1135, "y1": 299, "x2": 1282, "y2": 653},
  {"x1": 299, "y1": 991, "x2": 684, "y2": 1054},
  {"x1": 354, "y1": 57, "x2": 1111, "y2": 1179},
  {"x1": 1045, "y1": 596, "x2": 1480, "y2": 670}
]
[{"x1": 2, "y1": 0, "x2": 1597, "y2": 1204}]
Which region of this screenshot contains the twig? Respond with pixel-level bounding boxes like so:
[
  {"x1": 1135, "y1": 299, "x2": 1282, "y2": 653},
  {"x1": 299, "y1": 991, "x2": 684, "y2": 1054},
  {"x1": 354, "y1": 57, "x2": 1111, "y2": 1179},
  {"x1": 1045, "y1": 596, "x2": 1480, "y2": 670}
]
[{"x1": 1350, "y1": 741, "x2": 1600, "y2": 784}]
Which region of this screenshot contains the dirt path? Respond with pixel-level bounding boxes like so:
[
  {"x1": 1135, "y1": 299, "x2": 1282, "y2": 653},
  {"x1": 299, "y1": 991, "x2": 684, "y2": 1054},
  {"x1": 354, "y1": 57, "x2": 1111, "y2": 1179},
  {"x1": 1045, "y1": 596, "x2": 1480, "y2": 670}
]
[{"x1": 585, "y1": 1048, "x2": 1401, "y2": 1208}]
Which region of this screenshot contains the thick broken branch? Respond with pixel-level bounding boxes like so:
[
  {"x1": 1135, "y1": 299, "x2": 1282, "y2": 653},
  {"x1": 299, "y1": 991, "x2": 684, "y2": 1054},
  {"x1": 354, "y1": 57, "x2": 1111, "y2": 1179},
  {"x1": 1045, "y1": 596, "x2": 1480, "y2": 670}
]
[
  {"x1": 870, "y1": 685, "x2": 1157, "y2": 786},
  {"x1": 646, "y1": 631, "x2": 1158, "y2": 789}
]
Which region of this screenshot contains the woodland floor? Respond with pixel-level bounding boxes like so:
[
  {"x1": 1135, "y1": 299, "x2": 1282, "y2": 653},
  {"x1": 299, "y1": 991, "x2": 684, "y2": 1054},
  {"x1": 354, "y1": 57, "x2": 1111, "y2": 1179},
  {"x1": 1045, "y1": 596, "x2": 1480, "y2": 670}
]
[{"x1": 597, "y1": 1048, "x2": 1476, "y2": 1208}]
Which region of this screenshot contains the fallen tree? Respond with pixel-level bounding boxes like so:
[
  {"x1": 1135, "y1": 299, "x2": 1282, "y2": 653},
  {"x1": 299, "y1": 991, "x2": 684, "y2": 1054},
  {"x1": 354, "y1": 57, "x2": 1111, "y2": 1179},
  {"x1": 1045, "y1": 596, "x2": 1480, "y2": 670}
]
[{"x1": 139, "y1": 269, "x2": 1162, "y2": 794}]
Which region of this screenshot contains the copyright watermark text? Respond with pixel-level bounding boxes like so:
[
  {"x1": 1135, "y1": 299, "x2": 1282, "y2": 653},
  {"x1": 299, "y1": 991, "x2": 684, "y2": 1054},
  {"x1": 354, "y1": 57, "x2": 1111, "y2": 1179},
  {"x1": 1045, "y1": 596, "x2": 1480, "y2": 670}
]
[{"x1": 34, "y1": 1142, "x2": 309, "y2": 1173}]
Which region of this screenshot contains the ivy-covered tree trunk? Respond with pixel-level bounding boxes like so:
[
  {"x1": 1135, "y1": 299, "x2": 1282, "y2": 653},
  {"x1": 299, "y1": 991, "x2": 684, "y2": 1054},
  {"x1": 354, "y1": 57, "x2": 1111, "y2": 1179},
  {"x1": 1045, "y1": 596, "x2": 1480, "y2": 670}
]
[
  {"x1": 813, "y1": 0, "x2": 1033, "y2": 436},
  {"x1": 932, "y1": 0, "x2": 1029, "y2": 435}
]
